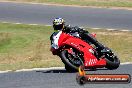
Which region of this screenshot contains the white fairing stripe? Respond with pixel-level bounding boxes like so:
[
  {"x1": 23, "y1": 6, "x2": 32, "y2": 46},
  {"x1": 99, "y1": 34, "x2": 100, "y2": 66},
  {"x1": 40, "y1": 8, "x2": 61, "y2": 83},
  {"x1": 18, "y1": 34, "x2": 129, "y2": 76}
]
[{"x1": 52, "y1": 31, "x2": 62, "y2": 49}]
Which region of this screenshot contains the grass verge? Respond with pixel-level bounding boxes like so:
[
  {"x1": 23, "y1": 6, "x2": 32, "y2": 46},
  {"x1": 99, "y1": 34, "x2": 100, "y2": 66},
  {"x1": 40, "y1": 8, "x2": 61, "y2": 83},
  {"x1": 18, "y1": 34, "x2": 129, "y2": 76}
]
[
  {"x1": 3, "y1": 0, "x2": 132, "y2": 8},
  {"x1": 0, "y1": 23, "x2": 132, "y2": 71}
]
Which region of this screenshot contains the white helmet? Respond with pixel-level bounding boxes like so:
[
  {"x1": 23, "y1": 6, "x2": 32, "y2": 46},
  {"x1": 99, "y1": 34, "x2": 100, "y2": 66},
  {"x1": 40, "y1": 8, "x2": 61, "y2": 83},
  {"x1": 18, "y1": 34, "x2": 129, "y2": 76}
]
[{"x1": 53, "y1": 18, "x2": 65, "y2": 31}]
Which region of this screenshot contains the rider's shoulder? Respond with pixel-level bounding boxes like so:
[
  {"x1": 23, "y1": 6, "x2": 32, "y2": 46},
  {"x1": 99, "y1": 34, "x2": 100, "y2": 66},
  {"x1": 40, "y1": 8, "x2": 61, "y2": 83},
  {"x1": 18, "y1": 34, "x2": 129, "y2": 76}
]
[
  {"x1": 65, "y1": 25, "x2": 80, "y2": 30},
  {"x1": 64, "y1": 25, "x2": 72, "y2": 29},
  {"x1": 51, "y1": 32, "x2": 59, "y2": 36}
]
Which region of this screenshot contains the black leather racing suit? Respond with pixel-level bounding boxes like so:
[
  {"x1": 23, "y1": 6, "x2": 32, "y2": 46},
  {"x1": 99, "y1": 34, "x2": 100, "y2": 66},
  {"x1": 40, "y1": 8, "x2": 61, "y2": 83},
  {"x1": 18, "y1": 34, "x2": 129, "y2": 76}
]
[
  {"x1": 62, "y1": 25, "x2": 104, "y2": 50},
  {"x1": 50, "y1": 25, "x2": 104, "y2": 50}
]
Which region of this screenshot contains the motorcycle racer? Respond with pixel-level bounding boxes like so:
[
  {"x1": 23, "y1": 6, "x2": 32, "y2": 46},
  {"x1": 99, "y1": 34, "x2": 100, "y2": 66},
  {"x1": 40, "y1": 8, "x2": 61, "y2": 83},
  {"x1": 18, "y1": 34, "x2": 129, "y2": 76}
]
[
  {"x1": 50, "y1": 18, "x2": 104, "y2": 51},
  {"x1": 50, "y1": 18, "x2": 120, "y2": 71}
]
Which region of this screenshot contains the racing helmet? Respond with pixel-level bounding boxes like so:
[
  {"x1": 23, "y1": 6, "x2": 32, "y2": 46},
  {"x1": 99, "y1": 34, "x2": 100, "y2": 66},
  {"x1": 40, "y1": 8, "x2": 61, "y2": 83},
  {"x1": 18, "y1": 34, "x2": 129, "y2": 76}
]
[{"x1": 53, "y1": 18, "x2": 65, "y2": 31}]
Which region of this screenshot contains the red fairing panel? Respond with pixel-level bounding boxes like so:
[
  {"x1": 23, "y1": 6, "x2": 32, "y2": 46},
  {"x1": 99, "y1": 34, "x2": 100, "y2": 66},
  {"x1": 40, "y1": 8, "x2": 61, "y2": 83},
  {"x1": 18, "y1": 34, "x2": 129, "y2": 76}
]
[{"x1": 57, "y1": 32, "x2": 106, "y2": 68}]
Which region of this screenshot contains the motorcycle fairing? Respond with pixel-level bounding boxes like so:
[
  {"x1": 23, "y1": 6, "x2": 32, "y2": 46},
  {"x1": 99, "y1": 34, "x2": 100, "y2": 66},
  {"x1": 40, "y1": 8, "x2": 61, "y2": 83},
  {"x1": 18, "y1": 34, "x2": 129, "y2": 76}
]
[{"x1": 58, "y1": 32, "x2": 106, "y2": 68}]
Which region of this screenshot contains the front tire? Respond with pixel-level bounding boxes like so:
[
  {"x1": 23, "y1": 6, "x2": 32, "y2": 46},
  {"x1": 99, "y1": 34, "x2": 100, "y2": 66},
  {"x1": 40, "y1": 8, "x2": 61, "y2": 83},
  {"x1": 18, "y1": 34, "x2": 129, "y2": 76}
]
[
  {"x1": 60, "y1": 49, "x2": 84, "y2": 72},
  {"x1": 65, "y1": 64, "x2": 77, "y2": 72}
]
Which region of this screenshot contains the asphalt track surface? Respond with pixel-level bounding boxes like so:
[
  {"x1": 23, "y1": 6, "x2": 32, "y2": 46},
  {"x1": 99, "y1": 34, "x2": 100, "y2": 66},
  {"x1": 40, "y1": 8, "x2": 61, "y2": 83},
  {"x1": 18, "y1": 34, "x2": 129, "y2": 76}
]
[
  {"x1": 0, "y1": 2, "x2": 132, "y2": 30},
  {"x1": 0, "y1": 64, "x2": 132, "y2": 88},
  {"x1": 0, "y1": 2, "x2": 132, "y2": 88}
]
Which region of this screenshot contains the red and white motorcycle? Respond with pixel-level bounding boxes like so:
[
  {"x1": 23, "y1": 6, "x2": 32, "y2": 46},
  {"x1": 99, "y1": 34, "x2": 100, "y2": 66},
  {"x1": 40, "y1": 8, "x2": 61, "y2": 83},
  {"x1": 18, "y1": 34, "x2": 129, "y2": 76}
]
[{"x1": 50, "y1": 30, "x2": 120, "y2": 72}]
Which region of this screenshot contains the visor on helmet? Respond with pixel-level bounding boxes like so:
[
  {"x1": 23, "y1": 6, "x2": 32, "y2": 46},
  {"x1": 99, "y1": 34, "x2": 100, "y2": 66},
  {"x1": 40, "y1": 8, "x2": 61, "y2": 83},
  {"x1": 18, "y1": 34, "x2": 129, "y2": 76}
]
[{"x1": 53, "y1": 24, "x2": 64, "y2": 31}]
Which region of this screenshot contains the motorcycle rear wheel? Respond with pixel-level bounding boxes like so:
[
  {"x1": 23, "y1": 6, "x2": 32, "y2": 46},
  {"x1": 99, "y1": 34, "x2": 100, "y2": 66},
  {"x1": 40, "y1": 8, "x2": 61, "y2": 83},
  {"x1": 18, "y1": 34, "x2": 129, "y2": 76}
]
[{"x1": 105, "y1": 55, "x2": 120, "y2": 70}]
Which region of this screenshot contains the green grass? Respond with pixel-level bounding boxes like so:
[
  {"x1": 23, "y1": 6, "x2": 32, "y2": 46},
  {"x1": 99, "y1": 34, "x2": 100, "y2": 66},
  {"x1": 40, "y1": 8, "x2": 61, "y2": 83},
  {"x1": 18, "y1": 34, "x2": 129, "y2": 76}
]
[
  {"x1": 0, "y1": 23, "x2": 132, "y2": 71},
  {"x1": 0, "y1": 23, "x2": 64, "y2": 71},
  {"x1": 4, "y1": 0, "x2": 132, "y2": 7}
]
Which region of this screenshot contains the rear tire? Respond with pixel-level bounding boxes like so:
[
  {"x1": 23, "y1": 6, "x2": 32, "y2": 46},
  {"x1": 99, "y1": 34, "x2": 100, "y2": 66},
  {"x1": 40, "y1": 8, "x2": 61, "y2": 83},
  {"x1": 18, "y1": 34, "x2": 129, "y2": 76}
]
[{"x1": 105, "y1": 55, "x2": 120, "y2": 70}]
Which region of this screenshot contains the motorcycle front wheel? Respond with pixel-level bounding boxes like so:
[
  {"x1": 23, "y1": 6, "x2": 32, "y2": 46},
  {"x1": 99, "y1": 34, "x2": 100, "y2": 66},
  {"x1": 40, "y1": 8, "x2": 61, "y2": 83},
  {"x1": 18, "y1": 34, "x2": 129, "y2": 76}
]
[{"x1": 59, "y1": 48, "x2": 84, "y2": 72}]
